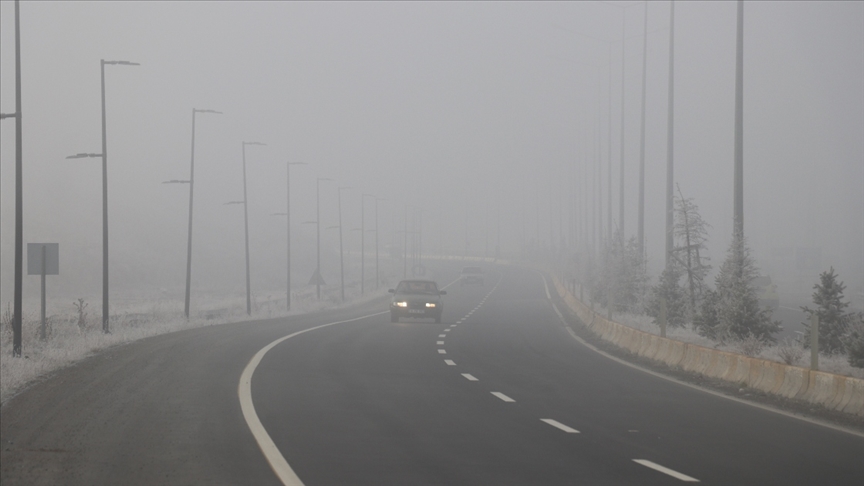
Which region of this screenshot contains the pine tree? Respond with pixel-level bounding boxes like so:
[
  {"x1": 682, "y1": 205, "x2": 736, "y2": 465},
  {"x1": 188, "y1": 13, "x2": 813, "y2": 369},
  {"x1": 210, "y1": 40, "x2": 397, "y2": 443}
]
[
  {"x1": 593, "y1": 230, "x2": 649, "y2": 314},
  {"x1": 672, "y1": 185, "x2": 712, "y2": 315},
  {"x1": 845, "y1": 312, "x2": 864, "y2": 368},
  {"x1": 647, "y1": 264, "x2": 688, "y2": 328},
  {"x1": 713, "y1": 230, "x2": 780, "y2": 343},
  {"x1": 693, "y1": 288, "x2": 721, "y2": 340},
  {"x1": 801, "y1": 267, "x2": 854, "y2": 355}
]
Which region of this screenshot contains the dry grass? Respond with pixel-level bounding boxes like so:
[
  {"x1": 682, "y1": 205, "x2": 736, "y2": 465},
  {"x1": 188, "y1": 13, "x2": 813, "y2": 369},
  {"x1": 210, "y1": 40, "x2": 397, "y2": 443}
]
[{"x1": 0, "y1": 283, "x2": 394, "y2": 405}]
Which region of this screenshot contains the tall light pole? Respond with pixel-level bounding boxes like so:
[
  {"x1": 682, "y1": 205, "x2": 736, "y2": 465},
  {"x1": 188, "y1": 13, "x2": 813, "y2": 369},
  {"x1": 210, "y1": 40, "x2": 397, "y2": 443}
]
[
  {"x1": 285, "y1": 162, "x2": 304, "y2": 310},
  {"x1": 182, "y1": 108, "x2": 221, "y2": 318},
  {"x1": 66, "y1": 58, "x2": 139, "y2": 334},
  {"x1": 602, "y1": 1, "x2": 641, "y2": 244},
  {"x1": 315, "y1": 177, "x2": 333, "y2": 300},
  {"x1": 361, "y1": 194, "x2": 375, "y2": 295},
  {"x1": 734, "y1": 0, "x2": 744, "y2": 240},
  {"x1": 374, "y1": 197, "x2": 386, "y2": 289},
  {"x1": 665, "y1": 0, "x2": 676, "y2": 269},
  {"x1": 337, "y1": 186, "x2": 352, "y2": 301},
  {"x1": 270, "y1": 161, "x2": 306, "y2": 311},
  {"x1": 637, "y1": 0, "x2": 649, "y2": 256},
  {"x1": 241, "y1": 141, "x2": 266, "y2": 315},
  {"x1": 3, "y1": 0, "x2": 23, "y2": 355}
]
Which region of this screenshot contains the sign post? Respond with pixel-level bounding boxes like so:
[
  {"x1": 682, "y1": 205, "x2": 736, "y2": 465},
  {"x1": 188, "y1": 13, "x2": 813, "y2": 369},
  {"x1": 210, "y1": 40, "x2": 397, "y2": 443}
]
[{"x1": 27, "y1": 243, "x2": 59, "y2": 341}]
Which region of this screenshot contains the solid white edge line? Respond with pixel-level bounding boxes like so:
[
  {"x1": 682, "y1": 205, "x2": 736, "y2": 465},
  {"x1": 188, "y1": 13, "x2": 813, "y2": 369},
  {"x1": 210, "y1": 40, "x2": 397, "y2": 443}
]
[
  {"x1": 633, "y1": 460, "x2": 700, "y2": 482},
  {"x1": 445, "y1": 359, "x2": 456, "y2": 366},
  {"x1": 546, "y1": 289, "x2": 864, "y2": 438},
  {"x1": 239, "y1": 310, "x2": 389, "y2": 486},
  {"x1": 491, "y1": 391, "x2": 515, "y2": 402},
  {"x1": 461, "y1": 373, "x2": 479, "y2": 381},
  {"x1": 540, "y1": 418, "x2": 580, "y2": 433}
]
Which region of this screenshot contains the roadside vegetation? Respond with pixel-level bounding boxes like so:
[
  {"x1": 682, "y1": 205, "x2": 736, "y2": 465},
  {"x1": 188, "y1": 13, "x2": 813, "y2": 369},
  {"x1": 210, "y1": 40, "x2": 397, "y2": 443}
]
[{"x1": 578, "y1": 187, "x2": 863, "y2": 378}]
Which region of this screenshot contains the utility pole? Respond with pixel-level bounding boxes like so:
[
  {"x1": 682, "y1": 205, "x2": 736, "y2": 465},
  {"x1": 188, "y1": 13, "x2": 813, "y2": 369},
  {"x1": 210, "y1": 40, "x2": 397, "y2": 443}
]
[
  {"x1": 665, "y1": 0, "x2": 676, "y2": 269},
  {"x1": 637, "y1": 0, "x2": 648, "y2": 256},
  {"x1": 733, "y1": 0, "x2": 744, "y2": 239},
  {"x1": 10, "y1": 0, "x2": 23, "y2": 355}
]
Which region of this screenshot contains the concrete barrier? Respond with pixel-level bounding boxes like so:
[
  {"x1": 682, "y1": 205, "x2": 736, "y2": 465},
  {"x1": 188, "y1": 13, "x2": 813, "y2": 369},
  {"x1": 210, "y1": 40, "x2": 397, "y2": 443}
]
[
  {"x1": 722, "y1": 354, "x2": 751, "y2": 385},
  {"x1": 546, "y1": 271, "x2": 864, "y2": 417},
  {"x1": 775, "y1": 366, "x2": 809, "y2": 399}
]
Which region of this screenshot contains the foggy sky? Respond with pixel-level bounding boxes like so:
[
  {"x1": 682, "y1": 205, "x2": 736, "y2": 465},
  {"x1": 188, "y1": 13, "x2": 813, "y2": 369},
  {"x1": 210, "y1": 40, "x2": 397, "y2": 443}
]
[{"x1": 1, "y1": 1, "x2": 862, "y2": 308}]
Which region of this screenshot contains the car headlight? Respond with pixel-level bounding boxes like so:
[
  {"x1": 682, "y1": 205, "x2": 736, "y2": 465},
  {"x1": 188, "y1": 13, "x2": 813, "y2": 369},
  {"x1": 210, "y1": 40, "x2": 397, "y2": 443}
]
[
  {"x1": 395, "y1": 301, "x2": 408, "y2": 308},
  {"x1": 425, "y1": 303, "x2": 437, "y2": 308}
]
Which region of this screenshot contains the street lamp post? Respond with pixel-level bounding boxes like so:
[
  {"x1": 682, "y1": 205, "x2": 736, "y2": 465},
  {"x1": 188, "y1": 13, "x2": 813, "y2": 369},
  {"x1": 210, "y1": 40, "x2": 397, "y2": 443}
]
[
  {"x1": 279, "y1": 162, "x2": 306, "y2": 311},
  {"x1": 165, "y1": 109, "x2": 222, "y2": 319},
  {"x1": 374, "y1": 197, "x2": 386, "y2": 289},
  {"x1": 241, "y1": 141, "x2": 265, "y2": 315},
  {"x1": 337, "y1": 186, "x2": 352, "y2": 301},
  {"x1": 315, "y1": 178, "x2": 333, "y2": 300},
  {"x1": 184, "y1": 108, "x2": 221, "y2": 318},
  {"x1": 361, "y1": 194, "x2": 375, "y2": 295},
  {"x1": 2, "y1": 0, "x2": 23, "y2": 355},
  {"x1": 69, "y1": 59, "x2": 140, "y2": 334}
]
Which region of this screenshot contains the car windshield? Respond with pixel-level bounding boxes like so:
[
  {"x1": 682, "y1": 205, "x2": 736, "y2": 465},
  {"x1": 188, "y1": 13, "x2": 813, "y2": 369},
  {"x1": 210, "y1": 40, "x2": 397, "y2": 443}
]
[{"x1": 396, "y1": 281, "x2": 439, "y2": 294}]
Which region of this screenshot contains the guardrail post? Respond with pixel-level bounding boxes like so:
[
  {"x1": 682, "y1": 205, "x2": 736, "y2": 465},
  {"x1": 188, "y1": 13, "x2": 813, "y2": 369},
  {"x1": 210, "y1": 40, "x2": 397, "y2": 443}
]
[{"x1": 810, "y1": 314, "x2": 819, "y2": 370}]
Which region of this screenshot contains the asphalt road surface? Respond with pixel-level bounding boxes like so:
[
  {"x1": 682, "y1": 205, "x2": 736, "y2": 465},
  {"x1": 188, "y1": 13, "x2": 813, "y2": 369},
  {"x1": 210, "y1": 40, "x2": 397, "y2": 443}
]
[{"x1": 2, "y1": 261, "x2": 862, "y2": 485}]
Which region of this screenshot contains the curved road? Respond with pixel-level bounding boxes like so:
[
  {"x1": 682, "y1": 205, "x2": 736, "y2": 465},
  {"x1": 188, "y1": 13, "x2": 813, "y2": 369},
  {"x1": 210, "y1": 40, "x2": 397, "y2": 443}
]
[{"x1": 2, "y1": 262, "x2": 862, "y2": 485}]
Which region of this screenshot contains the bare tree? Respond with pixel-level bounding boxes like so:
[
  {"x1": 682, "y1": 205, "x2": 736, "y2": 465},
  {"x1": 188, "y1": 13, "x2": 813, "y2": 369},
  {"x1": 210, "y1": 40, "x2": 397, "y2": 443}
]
[{"x1": 672, "y1": 184, "x2": 711, "y2": 314}]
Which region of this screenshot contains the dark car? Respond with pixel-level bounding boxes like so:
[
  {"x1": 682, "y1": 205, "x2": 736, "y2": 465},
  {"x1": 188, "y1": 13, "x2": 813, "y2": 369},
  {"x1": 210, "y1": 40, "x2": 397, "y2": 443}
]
[
  {"x1": 389, "y1": 280, "x2": 446, "y2": 323},
  {"x1": 461, "y1": 266, "x2": 484, "y2": 285}
]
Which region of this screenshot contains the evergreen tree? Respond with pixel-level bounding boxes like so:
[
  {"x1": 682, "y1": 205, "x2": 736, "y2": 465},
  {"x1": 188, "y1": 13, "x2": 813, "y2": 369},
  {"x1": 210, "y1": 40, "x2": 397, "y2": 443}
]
[
  {"x1": 693, "y1": 288, "x2": 721, "y2": 340},
  {"x1": 592, "y1": 230, "x2": 649, "y2": 314},
  {"x1": 713, "y1": 230, "x2": 780, "y2": 343},
  {"x1": 646, "y1": 264, "x2": 688, "y2": 328},
  {"x1": 845, "y1": 312, "x2": 864, "y2": 368},
  {"x1": 672, "y1": 185, "x2": 712, "y2": 315},
  {"x1": 801, "y1": 267, "x2": 854, "y2": 355}
]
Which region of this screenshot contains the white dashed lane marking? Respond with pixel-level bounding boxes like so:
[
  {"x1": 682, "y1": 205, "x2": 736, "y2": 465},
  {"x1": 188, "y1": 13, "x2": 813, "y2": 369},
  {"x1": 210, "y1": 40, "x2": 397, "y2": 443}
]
[
  {"x1": 540, "y1": 419, "x2": 580, "y2": 433},
  {"x1": 461, "y1": 373, "x2": 479, "y2": 381},
  {"x1": 437, "y1": 341, "x2": 445, "y2": 345},
  {"x1": 443, "y1": 329, "x2": 451, "y2": 332},
  {"x1": 438, "y1": 349, "x2": 447, "y2": 354},
  {"x1": 633, "y1": 460, "x2": 700, "y2": 482},
  {"x1": 444, "y1": 360, "x2": 456, "y2": 366},
  {"x1": 438, "y1": 334, "x2": 446, "y2": 338},
  {"x1": 491, "y1": 392, "x2": 515, "y2": 403}
]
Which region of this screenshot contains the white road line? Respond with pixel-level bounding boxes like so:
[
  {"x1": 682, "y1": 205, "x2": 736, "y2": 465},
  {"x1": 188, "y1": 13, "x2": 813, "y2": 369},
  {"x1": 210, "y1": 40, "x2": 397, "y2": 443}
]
[
  {"x1": 633, "y1": 460, "x2": 699, "y2": 482},
  {"x1": 461, "y1": 373, "x2": 479, "y2": 381},
  {"x1": 437, "y1": 341, "x2": 445, "y2": 345},
  {"x1": 444, "y1": 359, "x2": 456, "y2": 366},
  {"x1": 438, "y1": 334, "x2": 446, "y2": 338},
  {"x1": 239, "y1": 310, "x2": 389, "y2": 486},
  {"x1": 443, "y1": 329, "x2": 451, "y2": 332},
  {"x1": 491, "y1": 392, "x2": 515, "y2": 402},
  {"x1": 438, "y1": 349, "x2": 447, "y2": 354},
  {"x1": 540, "y1": 419, "x2": 580, "y2": 433}
]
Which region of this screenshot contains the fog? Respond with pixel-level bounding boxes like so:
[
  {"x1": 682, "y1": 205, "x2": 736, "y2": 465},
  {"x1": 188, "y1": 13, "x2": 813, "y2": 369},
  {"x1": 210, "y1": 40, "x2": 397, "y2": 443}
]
[{"x1": 1, "y1": 1, "x2": 862, "y2": 312}]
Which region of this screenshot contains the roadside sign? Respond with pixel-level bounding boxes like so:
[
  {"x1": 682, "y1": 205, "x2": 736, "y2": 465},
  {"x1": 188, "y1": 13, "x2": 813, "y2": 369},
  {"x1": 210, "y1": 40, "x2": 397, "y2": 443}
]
[
  {"x1": 27, "y1": 243, "x2": 59, "y2": 275},
  {"x1": 308, "y1": 269, "x2": 326, "y2": 285}
]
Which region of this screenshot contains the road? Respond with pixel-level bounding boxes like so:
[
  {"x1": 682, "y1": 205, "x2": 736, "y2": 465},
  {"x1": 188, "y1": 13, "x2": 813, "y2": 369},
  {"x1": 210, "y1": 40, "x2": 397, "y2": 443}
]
[{"x1": 1, "y1": 261, "x2": 862, "y2": 485}]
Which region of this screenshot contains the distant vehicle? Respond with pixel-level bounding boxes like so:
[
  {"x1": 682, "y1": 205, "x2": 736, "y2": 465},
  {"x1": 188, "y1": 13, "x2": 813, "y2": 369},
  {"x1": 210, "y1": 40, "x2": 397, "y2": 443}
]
[
  {"x1": 753, "y1": 276, "x2": 779, "y2": 310},
  {"x1": 389, "y1": 280, "x2": 446, "y2": 323},
  {"x1": 460, "y1": 266, "x2": 484, "y2": 285}
]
